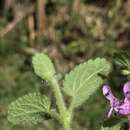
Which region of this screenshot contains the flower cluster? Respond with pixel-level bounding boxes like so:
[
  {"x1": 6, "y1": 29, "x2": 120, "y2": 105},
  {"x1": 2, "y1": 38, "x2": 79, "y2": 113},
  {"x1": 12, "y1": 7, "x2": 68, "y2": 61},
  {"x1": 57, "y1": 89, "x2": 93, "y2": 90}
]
[{"x1": 103, "y1": 82, "x2": 130, "y2": 118}]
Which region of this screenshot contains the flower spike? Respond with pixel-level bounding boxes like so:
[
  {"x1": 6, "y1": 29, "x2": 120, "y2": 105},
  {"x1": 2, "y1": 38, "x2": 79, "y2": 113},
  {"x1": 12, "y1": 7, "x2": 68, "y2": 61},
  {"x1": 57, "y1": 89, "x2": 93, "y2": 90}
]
[
  {"x1": 123, "y1": 82, "x2": 130, "y2": 102},
  {"x1": 103, "y1": 85, "x2": 121, "y2": 118}
]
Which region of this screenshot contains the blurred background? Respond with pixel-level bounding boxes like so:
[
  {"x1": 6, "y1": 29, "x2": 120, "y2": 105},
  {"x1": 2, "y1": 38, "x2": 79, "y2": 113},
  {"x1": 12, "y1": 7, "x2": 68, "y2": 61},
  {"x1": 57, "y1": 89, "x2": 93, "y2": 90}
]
[{"x1": 0, "y1": 0, "x2": 130, "y2": 130}]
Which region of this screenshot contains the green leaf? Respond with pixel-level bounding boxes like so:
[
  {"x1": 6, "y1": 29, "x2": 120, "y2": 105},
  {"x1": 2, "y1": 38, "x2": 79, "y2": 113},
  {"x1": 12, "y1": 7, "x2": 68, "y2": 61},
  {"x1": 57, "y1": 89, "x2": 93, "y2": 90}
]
[
  {"x1": 101, "y1": 123, "x2": 121, "y2": 130},
  {"x1": 103, "y1": 116, "x2": 128, "y2": 126},
  {"x1": 63, "y1": 58, "x2": 111, "y2": 108},
  {"x1": 113, "y1": 51, "x2": 130, "y2": 68},
  {"x1": 102, "y1": 116, "x2": 128, "y2": 130},
  {"x1": 100, "y1": 127, "x2": 109, "y2": 130},
  {"x1": 8, "y1": 93, "x2": 51, "y2": 125},
  {"x1": 113, "y1": 52, "x2": 130, "y2": 79},
  {"x1": 32, "y1": 53, "x2": 55, "y2": 80}
]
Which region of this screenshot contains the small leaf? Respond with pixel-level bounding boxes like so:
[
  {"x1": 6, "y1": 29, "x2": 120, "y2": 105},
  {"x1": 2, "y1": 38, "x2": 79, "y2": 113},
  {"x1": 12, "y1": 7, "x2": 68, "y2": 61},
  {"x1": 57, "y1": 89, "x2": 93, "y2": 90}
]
[
  {"x1": 101, "y1": 123, "x2": 121, "y2": 130},
  {"x1": 8, "y1": 93, "x2": 51, "y2": 125},
  {"x1": 113, "y1": 52, "x2": 130, "y2": 79},
  {"x1": 100, "y1": 127, "x2": 109, "y2": 130},
  {"x1": 101, "y1": 116, "x2": 128, "y2": 130},
  {"x1": 103, "y1": 116, "x2": 124, "y2": 127},
  {"x1": 113, "y1": 51, "x2": 130, "y2": 68},
  {"x1": 32, "y1": 53, "x2": 55, "y2": 80},
  {"x1": 63, "y1": 58, "x2": 111, "y2": 108}
]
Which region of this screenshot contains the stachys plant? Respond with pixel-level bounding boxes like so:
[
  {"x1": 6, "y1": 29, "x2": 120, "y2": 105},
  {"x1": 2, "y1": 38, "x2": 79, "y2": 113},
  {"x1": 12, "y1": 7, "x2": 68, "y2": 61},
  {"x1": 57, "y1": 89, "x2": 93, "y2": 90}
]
[{"x1": 7, "y1": 53, "x2": 111, "y2": 130}]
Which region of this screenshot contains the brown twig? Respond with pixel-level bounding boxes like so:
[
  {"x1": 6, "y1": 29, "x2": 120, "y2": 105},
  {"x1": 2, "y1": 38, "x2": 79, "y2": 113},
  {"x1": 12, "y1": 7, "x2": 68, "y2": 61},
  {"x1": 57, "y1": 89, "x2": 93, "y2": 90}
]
[
  {"x1": 37, "y1": 0, "x2": 46, "y2": 36},
  {"x1": 0, "y1": 5, "x2": 35, "y2": 38}
]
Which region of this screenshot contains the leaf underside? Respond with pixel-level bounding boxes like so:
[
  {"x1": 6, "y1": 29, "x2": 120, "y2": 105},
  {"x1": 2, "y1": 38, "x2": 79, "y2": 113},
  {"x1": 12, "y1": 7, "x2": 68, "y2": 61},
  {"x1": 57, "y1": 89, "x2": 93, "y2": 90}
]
[
  {"x1": 8, "y1": 93, "x2": 51, "y2": 125},
  {"x1": 63, "y1": 58, "x2": 111, "y2": 108}
]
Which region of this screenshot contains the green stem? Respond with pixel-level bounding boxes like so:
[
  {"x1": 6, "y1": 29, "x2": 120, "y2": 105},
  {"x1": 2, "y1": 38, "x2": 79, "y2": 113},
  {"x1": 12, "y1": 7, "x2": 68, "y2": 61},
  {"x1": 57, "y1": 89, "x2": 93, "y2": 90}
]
[
  {"x1": 63, "y1": 119, "x2": 71, "y2": 130},
  {"x1": 50, "y1": 77, "x2": 71, "y2": 130}
]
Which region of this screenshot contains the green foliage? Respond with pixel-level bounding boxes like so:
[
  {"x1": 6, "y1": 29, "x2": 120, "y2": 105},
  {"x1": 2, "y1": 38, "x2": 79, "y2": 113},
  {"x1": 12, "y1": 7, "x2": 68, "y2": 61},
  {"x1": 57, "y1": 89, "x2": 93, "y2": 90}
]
[
  {"x1": 63, "y1": 58, "x2": 111, "y2": 108},
  {"x1": 32, "y1": 53, "x2": 56, "y2": 80},
  {"x1": 113, "y1": 51, "x2": 130, "y2": 77},
  {"x1": 100, "y1": 127, "x2": 109, "y2": 130},
  {"x1": 1, "y1": 0, "x2": 130, "y2": 129},
  {"x1": 113, "y1": 51, "x2": 130, "y2": 68},
  {"x1": 101, "y1": 123, "x2": 121, "y2": 130},
  {"x1": 8, "y1": 93, "x2": 51, "y2": 125},
  {"x1": 7, "y1": 53, "x2": 112, "y2": 130}
]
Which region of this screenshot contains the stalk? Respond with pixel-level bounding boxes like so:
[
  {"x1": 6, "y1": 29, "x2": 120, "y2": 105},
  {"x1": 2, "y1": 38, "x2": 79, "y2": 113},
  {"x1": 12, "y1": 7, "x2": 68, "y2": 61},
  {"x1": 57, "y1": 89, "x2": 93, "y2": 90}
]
[{"x1": 50, "y1": 77, "x2": 71, "y2": 130}]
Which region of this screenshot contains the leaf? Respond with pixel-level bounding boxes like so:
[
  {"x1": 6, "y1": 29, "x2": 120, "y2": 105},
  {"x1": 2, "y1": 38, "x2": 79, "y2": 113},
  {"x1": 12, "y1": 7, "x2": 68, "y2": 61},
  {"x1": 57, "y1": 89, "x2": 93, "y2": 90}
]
[
  {"x1": 113, "y1": 52, "x2": 130, "y2": 78},
  {"x1": 113, "y1": 51, "x2": 130, "y2": 68},
  {"x1": 63, "y1": 58, "x2": 111, "y2": 108},
  {"x1": 100, "y1": 127, "x2": 109, "y2": 130},
  {"x1": 32, "y1": 53, "x2": 55, "y2": 80},
  {"x1": 101, "y1": 115, "x2": 128, "y2": 130},
  {"x1": 101, "y1": 123, "x2": 121, "y2": 130},
  {"x1": 102, "y1": 116, "x2": 126, "y2": 127},
  {"x1": 8, "y1": 93, "x2": 51, "y2": 125}
]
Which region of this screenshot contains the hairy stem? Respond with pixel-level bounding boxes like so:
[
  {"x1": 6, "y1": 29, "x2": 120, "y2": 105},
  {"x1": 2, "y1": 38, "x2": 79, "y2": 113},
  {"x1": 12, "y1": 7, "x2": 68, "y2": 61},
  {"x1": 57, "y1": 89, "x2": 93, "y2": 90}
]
[
  {"x1": 50, "y1": 77, "x2": 71, "y2": 130},
  {"x1": 64, "y1": 119, "x2": 71, "y2": 130}
]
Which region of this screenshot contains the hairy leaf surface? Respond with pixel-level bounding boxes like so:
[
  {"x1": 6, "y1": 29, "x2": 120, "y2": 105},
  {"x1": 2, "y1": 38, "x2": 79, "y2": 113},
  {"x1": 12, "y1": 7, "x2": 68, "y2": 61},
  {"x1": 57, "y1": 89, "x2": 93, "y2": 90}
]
[
  {"x1": 8, "y1": 93, "x2": 51, "y2": 125},
  {"x1": 32, "y1": 53, "x2": 55, "y2": 80},
  {"x1": 63, "y1": 58, "x2": 111, "y2": 108}
]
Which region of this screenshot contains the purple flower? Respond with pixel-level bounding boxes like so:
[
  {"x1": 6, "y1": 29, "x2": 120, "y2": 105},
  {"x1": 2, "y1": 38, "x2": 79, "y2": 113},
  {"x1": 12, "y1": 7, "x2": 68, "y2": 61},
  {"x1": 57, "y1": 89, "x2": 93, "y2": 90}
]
[
  {"x1": 123, "y1": 82, "x2": 130, "y2": 102},
  {"x1": 103, "y1": 82, "x2": 130, "y2": 118}
]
